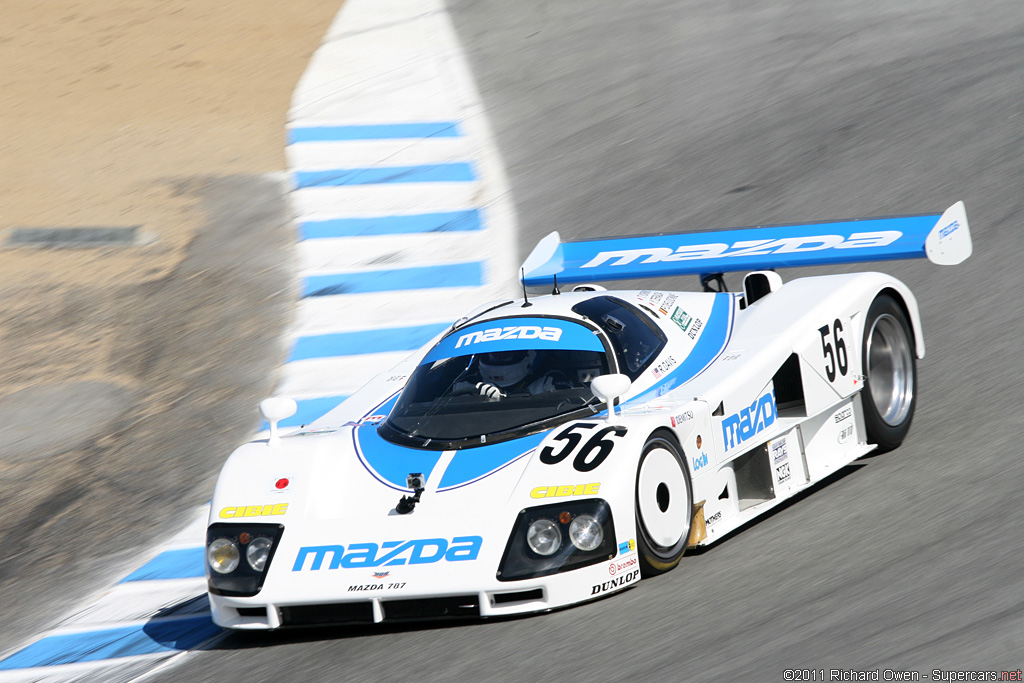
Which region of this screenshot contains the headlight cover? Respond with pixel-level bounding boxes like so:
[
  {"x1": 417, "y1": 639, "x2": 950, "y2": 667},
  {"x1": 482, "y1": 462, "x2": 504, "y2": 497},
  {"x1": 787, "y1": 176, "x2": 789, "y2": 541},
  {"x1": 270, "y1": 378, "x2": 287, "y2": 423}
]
[
  {"x1": 497, "y1": 499, "x2": 615, "y2": 581},
  {"x1": 526, "y1": 519, "x2": 562, "y2": 556},
  {"x1": 246, "y1": 536, "x2": 273, "y2": 571},
  {"x1": 207, "y1": 538, "x2": 240, "y2": 574},
  {"x1": 206, "y1": 523, "x2": 284, "y2": 597},
  {"x1": 568, "y1": 514, "x2": 603, "y2": 551}
]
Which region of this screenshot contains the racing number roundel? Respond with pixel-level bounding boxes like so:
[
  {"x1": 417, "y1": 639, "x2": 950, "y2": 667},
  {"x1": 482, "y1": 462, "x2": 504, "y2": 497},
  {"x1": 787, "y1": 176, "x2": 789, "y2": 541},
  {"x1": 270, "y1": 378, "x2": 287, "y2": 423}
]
[{"x1": 540, "y1": 423, "x2": 628, "y2": 472}]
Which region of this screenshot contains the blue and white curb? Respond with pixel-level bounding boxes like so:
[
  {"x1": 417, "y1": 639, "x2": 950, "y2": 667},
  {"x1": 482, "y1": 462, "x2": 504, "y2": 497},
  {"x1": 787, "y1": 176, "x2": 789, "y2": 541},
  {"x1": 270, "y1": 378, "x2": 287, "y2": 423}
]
[
  {"x1": 277, "y1": 0, "x2": 517, "y2": 427},
  {"x1": 0, "y1": 505, "x2": 215, "y2": 681},
  {"x1": 0, "y1": 0, "x2": 517, "y2": 678}
]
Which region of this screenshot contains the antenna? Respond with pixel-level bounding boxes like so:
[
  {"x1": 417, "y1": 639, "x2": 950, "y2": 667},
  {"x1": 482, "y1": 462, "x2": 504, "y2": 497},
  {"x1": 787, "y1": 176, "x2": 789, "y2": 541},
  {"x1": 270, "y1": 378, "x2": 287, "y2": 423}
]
[
  {"x1": 521, "y1": 268, "x2": 532, "y2": 307},
  {"x1": 552, "y1": 274, "x2": 560, "y2": 295}
]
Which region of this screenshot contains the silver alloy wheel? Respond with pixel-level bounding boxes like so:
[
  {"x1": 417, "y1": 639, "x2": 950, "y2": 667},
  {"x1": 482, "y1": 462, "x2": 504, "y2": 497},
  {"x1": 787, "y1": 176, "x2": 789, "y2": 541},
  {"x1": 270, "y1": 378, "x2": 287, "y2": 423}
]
[{"x1": 866, "y1": 313, "x2": 915, "y2": 426}]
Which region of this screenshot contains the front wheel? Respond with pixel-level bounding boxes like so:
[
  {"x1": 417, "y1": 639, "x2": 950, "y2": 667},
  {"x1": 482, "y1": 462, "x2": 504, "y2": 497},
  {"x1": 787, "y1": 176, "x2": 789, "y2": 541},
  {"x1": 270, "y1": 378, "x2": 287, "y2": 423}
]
[
  {"x1": 861, "y1": 294, "x2": 917, "y2": 453},
  {"x1": 635, "y1": 432, "x2": 693, "y2": 577}
]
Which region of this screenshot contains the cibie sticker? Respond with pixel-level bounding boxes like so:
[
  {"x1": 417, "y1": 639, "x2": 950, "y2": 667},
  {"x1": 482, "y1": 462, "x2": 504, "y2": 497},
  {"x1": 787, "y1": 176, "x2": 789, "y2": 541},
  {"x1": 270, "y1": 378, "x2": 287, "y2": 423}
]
[{"x1": 219, "y1": 503, "x2": 288, "y2": 519}]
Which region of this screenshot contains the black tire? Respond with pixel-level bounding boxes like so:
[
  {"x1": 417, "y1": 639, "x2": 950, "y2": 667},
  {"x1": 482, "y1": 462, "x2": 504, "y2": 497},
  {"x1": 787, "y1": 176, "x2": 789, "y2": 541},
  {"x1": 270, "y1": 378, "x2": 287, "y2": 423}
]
[
  {"x1": 861, "y1": 294, "x2": 917, "y2": 453},
  {"x1": 634, "y1": 432, "x2": 693, "y2": 577}
]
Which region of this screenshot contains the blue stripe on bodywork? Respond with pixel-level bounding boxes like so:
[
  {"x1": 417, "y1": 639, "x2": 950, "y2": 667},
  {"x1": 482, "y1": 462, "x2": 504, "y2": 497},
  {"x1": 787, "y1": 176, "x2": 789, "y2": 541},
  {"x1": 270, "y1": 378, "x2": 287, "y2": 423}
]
[
  {"x1": 120, "y1": 547, "x2": 205, "y2": 582},
  {"x1": 353, "y1": 394, "x2": 550, "y2": 491},
  {"x1": 437, "y1": 431, "x2": 549, "y2": 490},
  {"x1": 295, "y1": 163, "x2": 475, "y2": 188},
  {"x1": 299, "y1": 210, "x2": 481, "y2": 239},
  {"x1": 354, "y1": 422, "x2": 444, "y2": 492},
  {"x1": 627, "y1": 293, "x2": 735, "y2": 404},
  {"x1": 288, "y1": 122, "x2": 462, "y2": 143},
  {"x1": 0, "y1": 616, "x2": 221, "y2": 670},
  {"x1": 353, "y1": 394, "x2": 438, "y2": 492},
  {"x1": 289, "y1": 323, "x2": 449, "y2": 361},
  {"x1": 303, "y1": 262, "x2": 483, "y2": 297}
]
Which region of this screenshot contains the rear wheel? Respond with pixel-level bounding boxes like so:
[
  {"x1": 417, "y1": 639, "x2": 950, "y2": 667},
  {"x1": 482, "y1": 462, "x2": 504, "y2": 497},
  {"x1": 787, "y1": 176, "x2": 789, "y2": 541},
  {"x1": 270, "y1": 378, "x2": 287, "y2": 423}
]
[
  {"x1": 861, "y1": 294, "x2": 917, "y2": 452},
  {"x1": 635, "y1": 432, "x2": 692, "y2": 576}
]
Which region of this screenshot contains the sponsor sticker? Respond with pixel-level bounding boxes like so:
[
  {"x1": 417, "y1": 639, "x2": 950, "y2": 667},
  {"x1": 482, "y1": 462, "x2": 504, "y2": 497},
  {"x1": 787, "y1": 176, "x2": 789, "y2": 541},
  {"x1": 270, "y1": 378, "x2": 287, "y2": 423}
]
[
  {"x1": 776, "y1": 462, "x2": 792, "y2": 484},
  {"x1": 579, "y1": 231, "x2": 904, "y2": 269},
  {"x1": 293, "y1": 536, "x2": 482, "y2": 571},
  {"x1": 530, "y1": 483, "x2": 600, "y2": 499},
  {"x1": 687, "y1": 318, "x2": 704, "y2": 340},
  {"x1": 219, "y1": 503, "x2": 288, "y2": 519},
  {"x1": 618, "y1": 539, "x2": 636, "y2": 554},
  {"x1": 771, "y1": 438, "x2": 788, "y2": 465},
  {"x1": 608, "y1": 556, "x2": 638, "y2": 576},
  {"x1": 671, "y1": 307, "x2": 693, "y2": 332},
  {"x1": 706, "y1": 510, "x2": 723, "y2": 526},
  {"x1": 721, "y1": 389, "x2": 777, "y2": 451},
  {"x1": 456, "y1": 325, "x2": 562, "y2": 348},
  {"x1": 838, "y1": 424, "x2": 854, "y2": 445},
  {"x1": 659, "y1": 293, "x2": 678, "y2": 315},
  {"x1": 939, "y1": 220, "x2": 959, "y2": 240},
  {"x1": 591, "y1": 569, "x2": 640, "y2": 595},
  {"x1": 692, "y1": 452, "x2": 709, "y2": 471},
  {"x1": 670, "y1": 410, "x2": 694, "y2": 427},
  {"x1": 271, "y1": 476, "x2": 292, "y2": 494}
]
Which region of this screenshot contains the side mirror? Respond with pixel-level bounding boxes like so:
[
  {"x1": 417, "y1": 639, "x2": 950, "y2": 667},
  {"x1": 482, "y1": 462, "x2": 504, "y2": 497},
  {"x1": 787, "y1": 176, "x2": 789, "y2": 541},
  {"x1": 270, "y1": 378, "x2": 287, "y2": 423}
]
[
  {"x1": 260, "y1": 397, "x2": 297, "y2": 446},
  {"x1": 590, "y1": 374, "x2": 631, "y2": 423}
]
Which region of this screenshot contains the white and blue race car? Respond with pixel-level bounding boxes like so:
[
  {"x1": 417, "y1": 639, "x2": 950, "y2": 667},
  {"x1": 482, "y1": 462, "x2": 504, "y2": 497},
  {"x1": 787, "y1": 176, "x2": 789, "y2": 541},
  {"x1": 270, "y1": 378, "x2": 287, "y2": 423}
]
[{"x1": 205, "y1": 202, "x2": 971, "y2": 629}]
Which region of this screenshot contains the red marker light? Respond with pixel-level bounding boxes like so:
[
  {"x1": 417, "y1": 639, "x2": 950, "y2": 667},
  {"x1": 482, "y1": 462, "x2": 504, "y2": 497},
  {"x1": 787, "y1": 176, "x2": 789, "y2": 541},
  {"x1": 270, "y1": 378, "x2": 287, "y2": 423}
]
[
  {"x1": 239, "y1": 532, "x2": 251, "y2": 544},
  {"x1": 696, "y1": 435, "x2": 703, "y2": 449},
  {"x1": 559, "y1": 511, "x2": 572, "y2": 524},
  {"x1": 275, "y1": 478, "x2": 289, "y2": 489}
]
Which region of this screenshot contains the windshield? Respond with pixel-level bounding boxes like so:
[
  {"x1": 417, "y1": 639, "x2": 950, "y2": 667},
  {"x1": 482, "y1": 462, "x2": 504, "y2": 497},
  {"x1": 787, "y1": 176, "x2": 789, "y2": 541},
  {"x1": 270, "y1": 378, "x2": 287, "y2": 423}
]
[{"x1": 381, "y1": 318, "x2": 612, "y2": 448}]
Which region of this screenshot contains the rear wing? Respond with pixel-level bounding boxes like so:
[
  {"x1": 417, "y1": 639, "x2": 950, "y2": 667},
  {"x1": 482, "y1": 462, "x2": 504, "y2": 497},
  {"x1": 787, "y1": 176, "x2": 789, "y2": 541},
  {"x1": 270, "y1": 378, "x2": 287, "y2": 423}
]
[{"x1": 521, "y1": 201, "x2": 971, "y2": 287}]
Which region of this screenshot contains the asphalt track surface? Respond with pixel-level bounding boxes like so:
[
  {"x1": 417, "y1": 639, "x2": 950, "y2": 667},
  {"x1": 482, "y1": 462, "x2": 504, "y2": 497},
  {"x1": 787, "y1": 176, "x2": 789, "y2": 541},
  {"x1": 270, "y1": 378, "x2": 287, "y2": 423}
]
[{"x1": 163, "y1": 1, "x2": 1024, "y2": 681}]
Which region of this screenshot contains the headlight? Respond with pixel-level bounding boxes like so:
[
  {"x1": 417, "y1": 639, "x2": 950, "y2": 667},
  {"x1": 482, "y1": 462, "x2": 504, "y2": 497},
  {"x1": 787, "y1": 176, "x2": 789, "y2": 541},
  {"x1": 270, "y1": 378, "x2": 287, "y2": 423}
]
[
  {"x1": 207, "y1": 538, "x2": 240, "y2": 574},
  {"x1": 246, "y1": 537, "x2": 273, "y2": 571},
  {"x1": 205, "y1": 523, "x2": 284, "y2": 597},
  {"x1": 569, "y1": 514, "x2": 603, "y2": 551},
  {"x1": 526, "y1": 519, "x2": 561, "y2": 556},
  {"x1": 498, "y1": 499, "x2": 616, "y2": 581}
]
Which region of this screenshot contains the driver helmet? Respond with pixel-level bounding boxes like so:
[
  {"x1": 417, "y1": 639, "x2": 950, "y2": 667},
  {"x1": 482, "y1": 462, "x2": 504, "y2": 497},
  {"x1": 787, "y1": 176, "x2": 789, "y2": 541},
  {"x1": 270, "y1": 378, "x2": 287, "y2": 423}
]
[{"x1": 479, "y1": 350, "x2": 536, "y2": 387}]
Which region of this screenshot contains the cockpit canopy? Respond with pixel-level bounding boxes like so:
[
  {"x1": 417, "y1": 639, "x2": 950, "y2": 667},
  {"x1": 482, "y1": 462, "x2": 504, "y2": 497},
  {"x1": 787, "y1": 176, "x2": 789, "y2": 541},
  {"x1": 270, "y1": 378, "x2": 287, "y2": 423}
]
[{"x1": 380, "y1": 297, "x2": 666, "y2": 449}]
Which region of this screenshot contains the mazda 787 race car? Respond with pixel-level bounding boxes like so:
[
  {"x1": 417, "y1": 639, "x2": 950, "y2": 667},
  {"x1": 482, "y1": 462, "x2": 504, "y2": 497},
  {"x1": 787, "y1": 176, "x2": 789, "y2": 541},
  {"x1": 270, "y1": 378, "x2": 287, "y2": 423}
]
[{"x1": 205, "y1": 202, "x2": 971, "y2": 629}]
